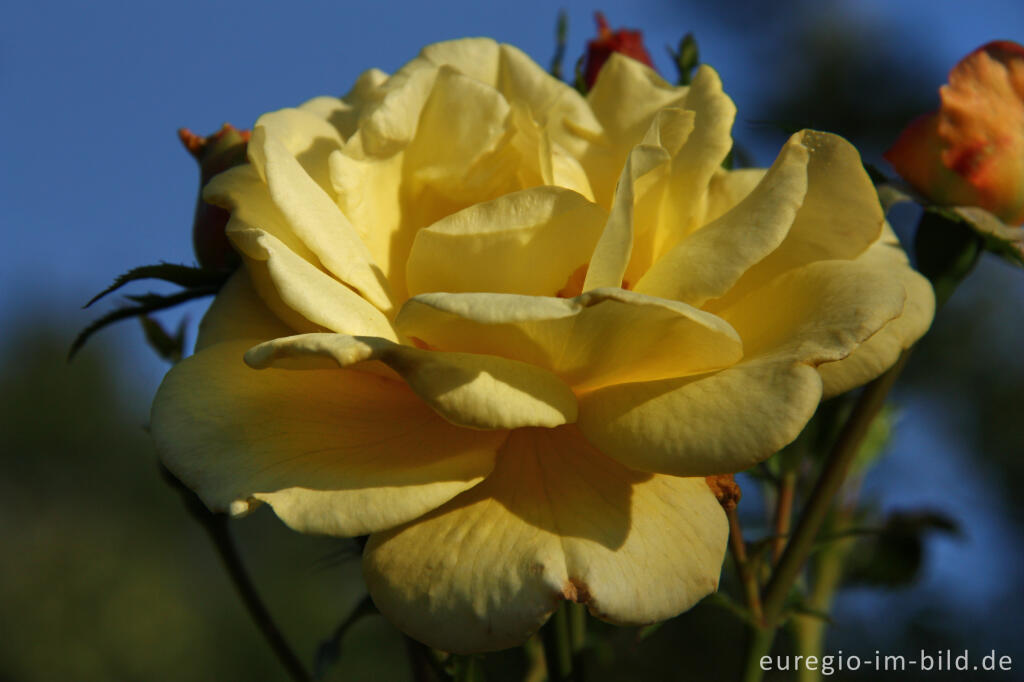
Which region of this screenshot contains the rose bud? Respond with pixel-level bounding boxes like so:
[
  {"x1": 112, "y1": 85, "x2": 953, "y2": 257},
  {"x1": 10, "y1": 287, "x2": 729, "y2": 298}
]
[
  {"x1": 583, "y1": 11, "x2": 656, "y2": 89},
  {"x1": 179, "y1": 123, "x2": 251, "y2": 269},
  {"x1": 886, "y1": 40, "x2": 1024, "y2": 226}
]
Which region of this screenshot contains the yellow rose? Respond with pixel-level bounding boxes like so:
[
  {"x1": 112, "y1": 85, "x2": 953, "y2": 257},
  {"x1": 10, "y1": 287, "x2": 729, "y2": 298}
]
[{"x1": 151, "y1": 39, "x2": 934, "y2": 653}]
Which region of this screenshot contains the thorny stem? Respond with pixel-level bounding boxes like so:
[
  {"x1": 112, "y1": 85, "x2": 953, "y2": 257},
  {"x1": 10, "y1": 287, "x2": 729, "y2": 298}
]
[
  {"x1": 726, "y1": 508, "x2": 763, "y2": 622},
  {"x1": 160, "y1": 464, "x2": 312, "y2": 682}
]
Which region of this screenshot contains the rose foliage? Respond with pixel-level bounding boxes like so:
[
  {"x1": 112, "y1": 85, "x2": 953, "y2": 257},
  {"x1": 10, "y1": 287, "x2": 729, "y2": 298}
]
[{"x1": 151, "y1": 39, "x2": 934, "y2": 653}]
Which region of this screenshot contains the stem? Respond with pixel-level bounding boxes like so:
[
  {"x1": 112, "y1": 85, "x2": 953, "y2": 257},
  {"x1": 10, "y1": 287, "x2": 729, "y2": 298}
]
[
  {"x1": 726, "y1": 508, "x2": 763, "y2": 622},
  {"x1": 541, "y1": 604, "x2": 574, "y2": 682},
  {"x1": 160, "y1": 465, "x2": 311, "y2": 682},
  {"x1": 403, "y1": 636, "x2": 438, "y2": 682},
  {"x1": 759, "y1": 351, "x2": 909, "y2": 627},
  {"x1": 741, "y1": 626, "x2": 776, "y2": 682},
  {"x1": 790, "y1": 521, "x2": 854, "y2": 682},
  {"x1": 772, "y1": 472, "x2": 797, "y2": 563}
]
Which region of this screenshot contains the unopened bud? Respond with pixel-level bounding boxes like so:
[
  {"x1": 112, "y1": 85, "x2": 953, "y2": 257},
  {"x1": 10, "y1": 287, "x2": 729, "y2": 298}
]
[
  {"x1": 179, "y1": 123, "x2": 251, "y2": 270},
  {"x1": 583, "y1": 12, "x2": 656, "y2": 89}
]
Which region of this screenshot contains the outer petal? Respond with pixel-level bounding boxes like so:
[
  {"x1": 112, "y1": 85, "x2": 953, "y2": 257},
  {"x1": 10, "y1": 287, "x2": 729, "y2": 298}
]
[
  {"x1": 194, "y1": 270, "x2": 292, "y2": 351},
  {"x1": 245, "y1": 333, "x2": 578, "y2": 430},
  {"x1": 395, "y1": 288, "x2": 742, "y2": 391},
  {"x1": 817, "y1": 226, "x2": 936, "y2": 396},
  {"x1": 254, "y1": 107, "x2": 346, "y2": 197},
  {"x1": 228, "y1": 226, "x2": 398, "y2": 341},
  {"x1": 249, "y1": 126, "x2": 396, "y2": 313},
  {"x1": 709, "y1": 131, "x2": 884, "y2": 308},
  {"x1": 151, "y1": 340, "x2": 504, "y2": 536},
  {"x1": 406, "y1": 187, "x2": 607, "y2": 297},
  {"x1": 635, "y1": 134, "x2": 809, "y2": 305},
  {"x1": 363, "y1": 425, "x2": 727, "y2": 653},
  {"x1": 578, "y1": 259, "x2": 906, "y2": 475}
]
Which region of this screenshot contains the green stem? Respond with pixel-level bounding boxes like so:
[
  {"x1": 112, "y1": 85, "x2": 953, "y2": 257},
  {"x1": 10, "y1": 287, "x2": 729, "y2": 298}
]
[
  {"x1": 759, "y1": 351, "x2": 909, "y2": 627},
  {"x1": 741, "y1": 626, "x2": 776, "y2": 682},
  {"x1": 790, "y1": 525, "x2": 854, "y2": 682},
  {"x1": 160, "y1": 464, "x2": 312, "y2": 682},
  {"x1": 541, "y1": 604, "x2": 574, "y2": 682},
  {"x1": 772, "y1": 472, "x2": 797, "y2": 563}
]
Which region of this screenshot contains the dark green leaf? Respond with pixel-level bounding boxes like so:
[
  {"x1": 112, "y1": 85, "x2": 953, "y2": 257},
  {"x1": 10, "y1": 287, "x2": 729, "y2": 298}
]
[
  {"x1": 139, "y1": 315, "x2": 187, "y2": 364},
  {"x1": 85, "y1": 262, "x2": 230, "y2": 308},
  {"x1": 69, "y1": 286, "x2": 219, "y2": 359},
  {"x1": 670, "y1": 32, "x2": 699, "y2": 86},
  {"x1": 842, "y1": 510, "x2": 960, "y2": 588}
]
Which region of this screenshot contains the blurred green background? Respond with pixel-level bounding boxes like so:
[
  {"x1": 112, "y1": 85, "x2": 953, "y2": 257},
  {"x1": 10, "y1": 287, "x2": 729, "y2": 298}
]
[{"x1": 3, "y1": 1, "x2": 1023, "y2": 680}]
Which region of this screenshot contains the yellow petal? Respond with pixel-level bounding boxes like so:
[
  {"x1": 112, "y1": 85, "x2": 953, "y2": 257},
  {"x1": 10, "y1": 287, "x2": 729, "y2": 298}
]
[
  {"x1": 654, "y1": 66, "x2": 738, "y2": 253},
  {"x1": 151, "y1": 340, "x2": 503, "y2": 536},
  {"x1": 710, "y1": 131, "x2": 884, "y2": 307},
  {"x1": 583, "y1": 109, "x2": 691, "y2": 291},
  {"x1": 228, "y1": 225, "x2": 398, "y2": 340},
  {"x1": 363, "y1": 426, "x2": 727, "y2": 653},
  {"x1": 405, "y1": 187, "x2": 607, "y2": 297},
  {"x1": 195, "y1": 270, "x2": 292, "y2": 351},
  {"x1": 581, "y1": 54, "x2": 686, "y2": 207},
  {"x1": 395, "y1": 288, "x2": 742, "y2": 391},
  {"x1": 702, "y1": 167, "x2": 767, "y2": 224},
  {"x1": 578, "y1": 259, "x2": 906, "y2": 475},
  {"x1": 329, "y1": 150, "x2": 408, "y2": 297},
  {"x1": 249, "y1": 126, "x2": 396, "y2": 313},
  {"x1": 817, "y1": 226, "x2": 936, "y2": 396},
  {"x1": 299, "y1": 67, "x2": 390, "y2": 140},
  {"x1": 245, "y1": 333, "x2": 578, "y2": 430},
  {"x1": 635, "y1": 134, "x2": 809, "y2": 305},
  {"x1": 253, "y1": 107, "x2": 345, "y2": 197}
]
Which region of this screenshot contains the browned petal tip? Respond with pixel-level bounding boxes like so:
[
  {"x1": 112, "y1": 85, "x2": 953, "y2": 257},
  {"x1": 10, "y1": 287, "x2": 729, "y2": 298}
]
[
  {"x1": 705, "y1": 474, "x2": 741, "y2": 511},
  {"x1": 562, "y1": 577, "x2": 593, "y2": 604}
]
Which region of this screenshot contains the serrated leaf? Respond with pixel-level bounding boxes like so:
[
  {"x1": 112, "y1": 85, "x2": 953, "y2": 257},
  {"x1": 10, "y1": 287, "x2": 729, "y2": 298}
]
[
  {"x1": 69, "y1": 286, "x2": 219, "y2": 359},
  {"x1": 85, "y1": 262, "x2": 231, "y2": 308}
]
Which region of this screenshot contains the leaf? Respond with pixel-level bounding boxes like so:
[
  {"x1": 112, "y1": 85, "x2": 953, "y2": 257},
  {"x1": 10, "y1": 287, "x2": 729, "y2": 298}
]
[
  {"x1": 69, "y1": 286, "x2": 219, "y2": 359},
  {"x1": 139, "y1": 315, "x2": 187, "y2": 364},
  {"x1": 842, "y1": 510, "x2": 960, "y2": 588},
  {"x1": 85, "y1": 262, "x2": 231, "y2": 308}
]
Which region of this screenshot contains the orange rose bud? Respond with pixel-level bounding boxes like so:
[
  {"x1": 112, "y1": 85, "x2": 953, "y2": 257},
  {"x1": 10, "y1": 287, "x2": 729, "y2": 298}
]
[
  {"x1": 886, "y1": 40, "x2": 1024, "y2": 225},
  {"x1": 178, "y1": 123, "x2": 251, "y2": 270},
  {"x1": 583, "y1": 12, "x2": 656, "y2": 89}
]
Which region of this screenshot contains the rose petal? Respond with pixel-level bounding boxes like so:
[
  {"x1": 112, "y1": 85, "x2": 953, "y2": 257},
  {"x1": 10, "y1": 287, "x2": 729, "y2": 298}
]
[
  {"x1": 362, "y1": 425, "x2": 727, "y2": 653},
  {"x1": 249, "y1": 126, "x2": 396, "y2": 313},
  {"x1": 253, "y1": 107, "x2": 345, "y2": 197},
  {"x1": 817, "y1": 225, "x2": 935, "y2": 396},
  {"x1": 195, "y1": 270, "x2": 292, "y2": 351},
  {"x1": 395, "y1": 288, "x2": 742, "y2": 391},
  {"x1": 228, "y1": 225, "x2": 398, "y2": 340},
  {"x1": 578, "y1": 259, "x2": 906, "y2": 475},
  {"x1": 583, "y1": 108, "x2": 691, "y2": 291},
  {"x1": 635, "y1": 133, "x2": 809, "y2": 305},
  {"x1": 151, "y1": 340, "x2": 504, "y2": 536},
  {"x1": 406, "y1": 186, "x2": 607, "y2": 297},
  {"x1": 245, "y1": 333, "x2": 579, "y2": 430}
]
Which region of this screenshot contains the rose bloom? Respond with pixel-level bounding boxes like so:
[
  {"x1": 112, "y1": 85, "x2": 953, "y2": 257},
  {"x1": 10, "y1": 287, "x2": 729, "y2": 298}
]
[
  {"x1": 152, "y1": 39, "x2": 933, "y2": 652},
  {"x1": 886, "y1": 40, "x2": 1024, "y2": 226}
]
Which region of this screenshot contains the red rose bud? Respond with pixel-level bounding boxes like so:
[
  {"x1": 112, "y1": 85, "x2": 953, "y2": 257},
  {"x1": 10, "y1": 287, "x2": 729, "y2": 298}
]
[
  {"x1": 886, "y1": 41, "x2": 1024, "y2": 225},
  {"x1": 583, "y1": 12, "x2": 656, "y2": 89},
  {"x1": 178, "y1": 123, "x2": 251, "y2": 270}
]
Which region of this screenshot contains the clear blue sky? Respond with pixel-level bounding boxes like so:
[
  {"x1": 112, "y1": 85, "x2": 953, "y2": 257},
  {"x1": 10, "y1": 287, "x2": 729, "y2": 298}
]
[{"x1": 3, "y1": 0, "x2": 1023, "y2": 642}]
